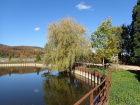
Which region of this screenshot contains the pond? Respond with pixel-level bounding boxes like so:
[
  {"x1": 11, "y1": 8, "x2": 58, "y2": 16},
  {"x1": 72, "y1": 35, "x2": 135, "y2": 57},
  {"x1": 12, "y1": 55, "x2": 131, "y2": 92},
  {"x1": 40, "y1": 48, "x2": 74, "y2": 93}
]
[{"x1": 0, "y1": 67, "x2": 97, "y2": 105}]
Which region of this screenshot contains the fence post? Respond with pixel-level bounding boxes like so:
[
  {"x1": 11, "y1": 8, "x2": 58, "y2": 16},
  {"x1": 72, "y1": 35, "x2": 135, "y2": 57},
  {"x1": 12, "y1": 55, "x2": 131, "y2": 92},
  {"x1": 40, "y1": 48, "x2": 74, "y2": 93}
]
[
  {"x1": 110, "y1": 70, "x2": 112, "y2": 87},
  {"x1": 90, "y1": 92, "x2": 93, "y2": 105},
  {"x1": 107, "y1": 70, "x2": 110, "y2": 103}
]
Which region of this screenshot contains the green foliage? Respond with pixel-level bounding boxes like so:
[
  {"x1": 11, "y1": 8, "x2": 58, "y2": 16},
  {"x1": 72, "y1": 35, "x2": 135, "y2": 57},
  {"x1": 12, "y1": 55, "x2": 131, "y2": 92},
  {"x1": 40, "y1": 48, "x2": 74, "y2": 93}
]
[
  {"x1": 34, "y1": 60, "x2": 37, "y2": 62},
  {"x1": 121, "y1": 24, "x2": 131, "y2": 54},
  {"x1": 130, "y1": 57, "x2": 138, "y2": 63},
  {"x1": 77, "y1": 48, "x2": 93, "y2": 63},
  {"x1": 118, "y1": 24, "x2": 132, "y2": 64},
  {"x1": 87, "y1": 49, "x2": 94, "y2": 63},
  {"x1": 36, "y1": 54, "x2": 41, "y2": 62},
  {"x1": 131, "y1": 0, "x2": 140, "y2": 62},
  {"x1": 91, "y1": 18, "x2": 123, "y2": 64},
  {"x1": 44, "y1": 17, "x2": 89, "y2": 71},
  {"x1": 109, "y1": 70, "x2": 140, "y2": 105},
  {"x1": 118, "y1": 0, "x2": 140, "y2": 64},
  {"x1": 8, "y1": 53, "x2": 12, "y2": 61}
]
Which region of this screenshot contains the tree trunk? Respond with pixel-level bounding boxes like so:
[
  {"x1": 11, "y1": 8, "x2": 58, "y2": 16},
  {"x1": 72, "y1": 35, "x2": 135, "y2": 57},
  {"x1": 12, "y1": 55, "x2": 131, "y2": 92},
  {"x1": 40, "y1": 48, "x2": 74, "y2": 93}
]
[{"x1": 103, "y1": 57, "x2": 104, "y2": 66}]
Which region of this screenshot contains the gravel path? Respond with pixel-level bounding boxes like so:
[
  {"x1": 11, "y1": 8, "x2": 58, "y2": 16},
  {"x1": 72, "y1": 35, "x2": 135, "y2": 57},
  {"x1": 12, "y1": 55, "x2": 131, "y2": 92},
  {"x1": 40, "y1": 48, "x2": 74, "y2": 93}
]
[{"x1": 118, "y1": 65, "x2": 140, "y2": 70}]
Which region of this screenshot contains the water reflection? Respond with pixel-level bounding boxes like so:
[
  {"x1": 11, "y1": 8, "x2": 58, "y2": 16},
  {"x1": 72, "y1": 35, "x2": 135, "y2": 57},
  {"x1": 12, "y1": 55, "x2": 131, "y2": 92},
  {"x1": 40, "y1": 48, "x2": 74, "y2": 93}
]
[
  {"x1": 36, "y1": 68, "x2": 41, "y2": 75},
  {"x1": 8, "y1": 68, "x2": 12, "y2": 76},
  {"x1": 0, "y1": 67, "x2": 42, "y2": 76},
  {"x1": 42, "y1": 71, "x2": 91, "y2": 105},
  {"x1": 0, "y1": 67, "x2": 96, "y2": 105}
]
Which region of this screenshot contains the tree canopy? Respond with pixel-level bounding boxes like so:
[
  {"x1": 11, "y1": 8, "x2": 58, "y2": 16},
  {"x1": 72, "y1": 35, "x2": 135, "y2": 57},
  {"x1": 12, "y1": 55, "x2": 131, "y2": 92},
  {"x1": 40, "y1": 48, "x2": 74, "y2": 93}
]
[
  {"x1": 131, "y1": 0, "x2": 140, "y2": 63},
  {"x1": 9, "y1": 53, "x2": 12, "y2": 61},
  {"x1": 36, "y1": 53, "x2": 41, "y2": 62},
  {"x1": 91, "y1": 18, "x2": 122, "y2": 65},
  {"x1": 44, "y1": 17, "x2": 89, "y2": 71}
]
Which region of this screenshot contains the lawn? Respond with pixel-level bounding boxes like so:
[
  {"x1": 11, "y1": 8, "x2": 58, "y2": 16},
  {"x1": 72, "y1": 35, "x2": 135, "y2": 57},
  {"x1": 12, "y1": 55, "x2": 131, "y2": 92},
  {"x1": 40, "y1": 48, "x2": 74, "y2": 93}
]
[
  {"x1": 82, "y1": 67, "x2": 140, "y2": 104},
  {"x1": 109, "y1": 70, "x2": 140, "y2": 105}
]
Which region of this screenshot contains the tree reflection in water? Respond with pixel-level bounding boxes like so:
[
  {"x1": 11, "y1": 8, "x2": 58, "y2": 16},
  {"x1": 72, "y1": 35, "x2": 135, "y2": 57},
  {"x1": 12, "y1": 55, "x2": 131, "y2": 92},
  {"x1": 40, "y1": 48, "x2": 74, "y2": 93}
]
[
  {"x1": 35, "y1": 68, "x2": 41, "y2": 75},
  {"x1": 0, "y1": 67, "x2": 42, "y2": 76},
  {"x1": 42, "y1": 71, "x2": 92, "y2": 105}
]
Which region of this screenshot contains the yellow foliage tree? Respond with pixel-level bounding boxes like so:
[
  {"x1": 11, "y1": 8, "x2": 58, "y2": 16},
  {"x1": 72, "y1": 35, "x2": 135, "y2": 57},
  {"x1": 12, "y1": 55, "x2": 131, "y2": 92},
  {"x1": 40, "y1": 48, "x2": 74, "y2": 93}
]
[
  {"x1": 91, "y1": 17, "x2": 123, "y2": 65},
  {"x1": 20, "y1": 53, "x2": 23, "y2": 61},
  {"x1": 44, "y1": 17, "x2": 89, "y2": 71}
]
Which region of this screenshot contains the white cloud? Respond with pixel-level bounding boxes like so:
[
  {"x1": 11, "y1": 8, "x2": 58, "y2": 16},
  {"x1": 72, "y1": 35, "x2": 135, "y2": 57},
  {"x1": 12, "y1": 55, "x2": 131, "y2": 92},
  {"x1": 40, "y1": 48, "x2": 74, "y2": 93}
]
[
  {"x1": 34, "y1": 89, "x2": 39, "y2": 93},
  {"x1": 34, "y1": 27, "x2": 40, "y2": 31},
  {"x1": 76, "y1": 2, "x2": 91, "y2": 10}
]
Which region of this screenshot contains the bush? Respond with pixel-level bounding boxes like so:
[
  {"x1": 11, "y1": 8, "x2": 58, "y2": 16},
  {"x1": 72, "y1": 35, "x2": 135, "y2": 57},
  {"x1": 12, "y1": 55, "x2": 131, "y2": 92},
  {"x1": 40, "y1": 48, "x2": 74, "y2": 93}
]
[
  {"x1": 34, "y1": 60, "x2": 37, "y2": 62},
  {"x1": 9, "y1": 53, "x2": 12, "y2": 61},
  {"x1": 36, "y1": 54, "x2": 41, "y2": 62}
]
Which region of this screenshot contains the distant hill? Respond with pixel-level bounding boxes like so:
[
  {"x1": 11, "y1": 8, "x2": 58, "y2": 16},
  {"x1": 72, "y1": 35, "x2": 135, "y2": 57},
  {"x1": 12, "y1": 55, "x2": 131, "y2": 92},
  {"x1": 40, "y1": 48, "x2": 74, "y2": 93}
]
[{"x1": 0, "y1": 44, "x2": 44, "y2": 58}]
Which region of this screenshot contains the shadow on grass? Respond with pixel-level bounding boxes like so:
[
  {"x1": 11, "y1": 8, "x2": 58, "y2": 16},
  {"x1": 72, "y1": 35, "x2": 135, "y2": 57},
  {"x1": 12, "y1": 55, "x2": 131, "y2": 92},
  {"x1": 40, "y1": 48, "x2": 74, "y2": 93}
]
[{"x1": 127, "y1": 70, "x2": 140, "y2": 81}]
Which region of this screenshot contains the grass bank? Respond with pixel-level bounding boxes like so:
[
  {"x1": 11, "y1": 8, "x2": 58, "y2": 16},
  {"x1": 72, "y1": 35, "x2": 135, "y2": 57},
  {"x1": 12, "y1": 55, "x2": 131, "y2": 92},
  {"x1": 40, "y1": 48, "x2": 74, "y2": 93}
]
[
  {"x1": 109, "y1": 70, "x2": 140, "y2": 105},
  {"x1": 80, "y1": 66, "x2": 111, "y2": 75}
]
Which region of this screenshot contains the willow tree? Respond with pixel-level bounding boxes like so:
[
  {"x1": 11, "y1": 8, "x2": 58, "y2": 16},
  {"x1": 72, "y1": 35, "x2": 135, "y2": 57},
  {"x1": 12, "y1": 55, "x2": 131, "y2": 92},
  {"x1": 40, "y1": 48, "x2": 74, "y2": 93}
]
[
  {"x1": 91, "y1": 18, "x2": 122, "y2": 65},
  {"x1": 44, "y1": 17, "x2": 89, "y2": 71}
]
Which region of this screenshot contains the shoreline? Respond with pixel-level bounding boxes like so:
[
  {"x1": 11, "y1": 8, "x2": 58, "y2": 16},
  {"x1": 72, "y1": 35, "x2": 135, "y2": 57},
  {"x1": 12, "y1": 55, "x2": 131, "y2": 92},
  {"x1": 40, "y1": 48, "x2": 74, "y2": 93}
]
[{"x1": 0, "y1": 62, "x2": 47, "y2": 68}]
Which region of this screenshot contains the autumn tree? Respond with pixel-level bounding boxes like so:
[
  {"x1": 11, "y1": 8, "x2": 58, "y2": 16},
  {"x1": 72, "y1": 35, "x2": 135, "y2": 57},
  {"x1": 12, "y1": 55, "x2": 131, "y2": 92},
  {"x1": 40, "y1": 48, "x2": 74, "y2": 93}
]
[
  {"x1": 20, "y1": 53, "x2": 23, "y2": 61},
  {"x1": 91, "y1": 18, "x2": 123, "y2": 65},
  {"x1": 44, "y1": 17, "x2": 89, "y2": 71}
]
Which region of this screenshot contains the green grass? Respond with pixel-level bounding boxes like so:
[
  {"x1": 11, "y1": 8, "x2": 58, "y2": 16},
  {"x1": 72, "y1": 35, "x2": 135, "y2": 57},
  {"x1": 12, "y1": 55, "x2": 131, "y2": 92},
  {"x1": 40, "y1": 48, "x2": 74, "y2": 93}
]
[
  {"x1": 109, "y1": 70, "x2": 140, "y2": 105},
  {"x1": 80, "y1": 67, "x2": 109, "y2": 75},
  {"x1": 81, "y1": 67, "x2": 140, "y2": 104}
]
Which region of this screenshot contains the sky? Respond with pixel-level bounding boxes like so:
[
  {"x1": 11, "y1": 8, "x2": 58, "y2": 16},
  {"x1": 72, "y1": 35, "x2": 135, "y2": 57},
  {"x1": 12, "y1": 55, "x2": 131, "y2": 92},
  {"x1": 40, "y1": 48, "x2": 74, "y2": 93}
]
[{"x1": 0, "y1": 0, "x2": 138, "y2": 48}]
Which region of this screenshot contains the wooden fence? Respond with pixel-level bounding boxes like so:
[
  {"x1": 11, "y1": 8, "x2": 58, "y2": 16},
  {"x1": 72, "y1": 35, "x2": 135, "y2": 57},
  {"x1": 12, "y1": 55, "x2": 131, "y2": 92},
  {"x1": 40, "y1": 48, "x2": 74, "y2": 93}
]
[{"x1": 74, "y1": 68, "x2": 112, "y2": 105}]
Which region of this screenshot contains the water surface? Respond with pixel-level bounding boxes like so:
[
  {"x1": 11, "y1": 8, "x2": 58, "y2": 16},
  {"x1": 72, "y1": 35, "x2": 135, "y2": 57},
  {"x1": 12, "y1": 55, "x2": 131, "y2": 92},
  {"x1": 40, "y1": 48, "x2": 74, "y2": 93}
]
[{"x1": 0, "y1": 67, "x2": 93, "y2": 105}]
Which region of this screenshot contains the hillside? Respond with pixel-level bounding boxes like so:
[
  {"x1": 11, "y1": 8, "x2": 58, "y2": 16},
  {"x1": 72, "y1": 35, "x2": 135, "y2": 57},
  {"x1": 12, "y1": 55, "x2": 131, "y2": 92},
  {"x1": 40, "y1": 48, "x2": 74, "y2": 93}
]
[{"x1": 0, "y1": 44, "x2": 44, "y2": 58}]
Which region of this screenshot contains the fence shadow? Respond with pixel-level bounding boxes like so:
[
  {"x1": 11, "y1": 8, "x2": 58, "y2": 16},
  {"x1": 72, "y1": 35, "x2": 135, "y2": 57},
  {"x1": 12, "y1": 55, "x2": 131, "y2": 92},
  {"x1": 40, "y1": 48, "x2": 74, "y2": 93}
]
[{"x1": 127, "y1": 70, "x2": 140, "y2": 81}]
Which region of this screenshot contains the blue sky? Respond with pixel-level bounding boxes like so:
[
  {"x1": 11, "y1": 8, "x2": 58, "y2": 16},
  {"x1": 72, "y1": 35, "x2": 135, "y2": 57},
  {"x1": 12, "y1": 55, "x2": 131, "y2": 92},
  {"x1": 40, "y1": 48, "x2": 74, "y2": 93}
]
[{"x1": 0, "y1": 0, "x2": 137, "y2": 48}]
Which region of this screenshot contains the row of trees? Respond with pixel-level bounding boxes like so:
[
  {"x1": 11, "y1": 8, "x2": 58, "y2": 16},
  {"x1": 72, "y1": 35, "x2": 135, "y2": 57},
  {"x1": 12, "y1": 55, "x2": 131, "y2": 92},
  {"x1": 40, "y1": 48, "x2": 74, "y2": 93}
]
[
  {"x1": 0, "y1": 44, "x2": 44, "y2": 58},
  {"x1": 44, "y1": 0, "x2": 140, "y2": 71},
  {"x1": 8, "y1": 53, "x2": 24, "y2": 61},
  {"x1": 8, "y1": 53, "x2": 41, "y2": 62},
  {"x1": 119, "y1": 0, "x2": 140, "y2": 64},
  {"x1": 44, "y1": 17, "x2": 122, "y2": 71}
]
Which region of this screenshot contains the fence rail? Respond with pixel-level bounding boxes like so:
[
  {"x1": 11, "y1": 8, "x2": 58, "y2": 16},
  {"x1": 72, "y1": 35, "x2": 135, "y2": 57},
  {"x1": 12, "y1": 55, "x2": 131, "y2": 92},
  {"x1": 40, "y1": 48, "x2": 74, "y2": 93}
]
[{"x1": 74, "y1": 68, "x2": 112, "y2": 105}]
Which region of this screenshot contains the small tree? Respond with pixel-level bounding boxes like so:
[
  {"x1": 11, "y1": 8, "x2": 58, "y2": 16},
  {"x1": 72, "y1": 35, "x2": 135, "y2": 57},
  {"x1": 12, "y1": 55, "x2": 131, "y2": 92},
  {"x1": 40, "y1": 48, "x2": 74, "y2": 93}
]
[
  {"x1": 91, "y1": 17, "x2": 122, "y2": 65},
  {"x1": 36, "y1": 53, "x2": 41, "y2": 62},
  {"x1": 20, "y1": 53, "x2": 23, "y2": 61},
  {"x1": 9, "y1": 53, "x2": 12, "y2": 61}
]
